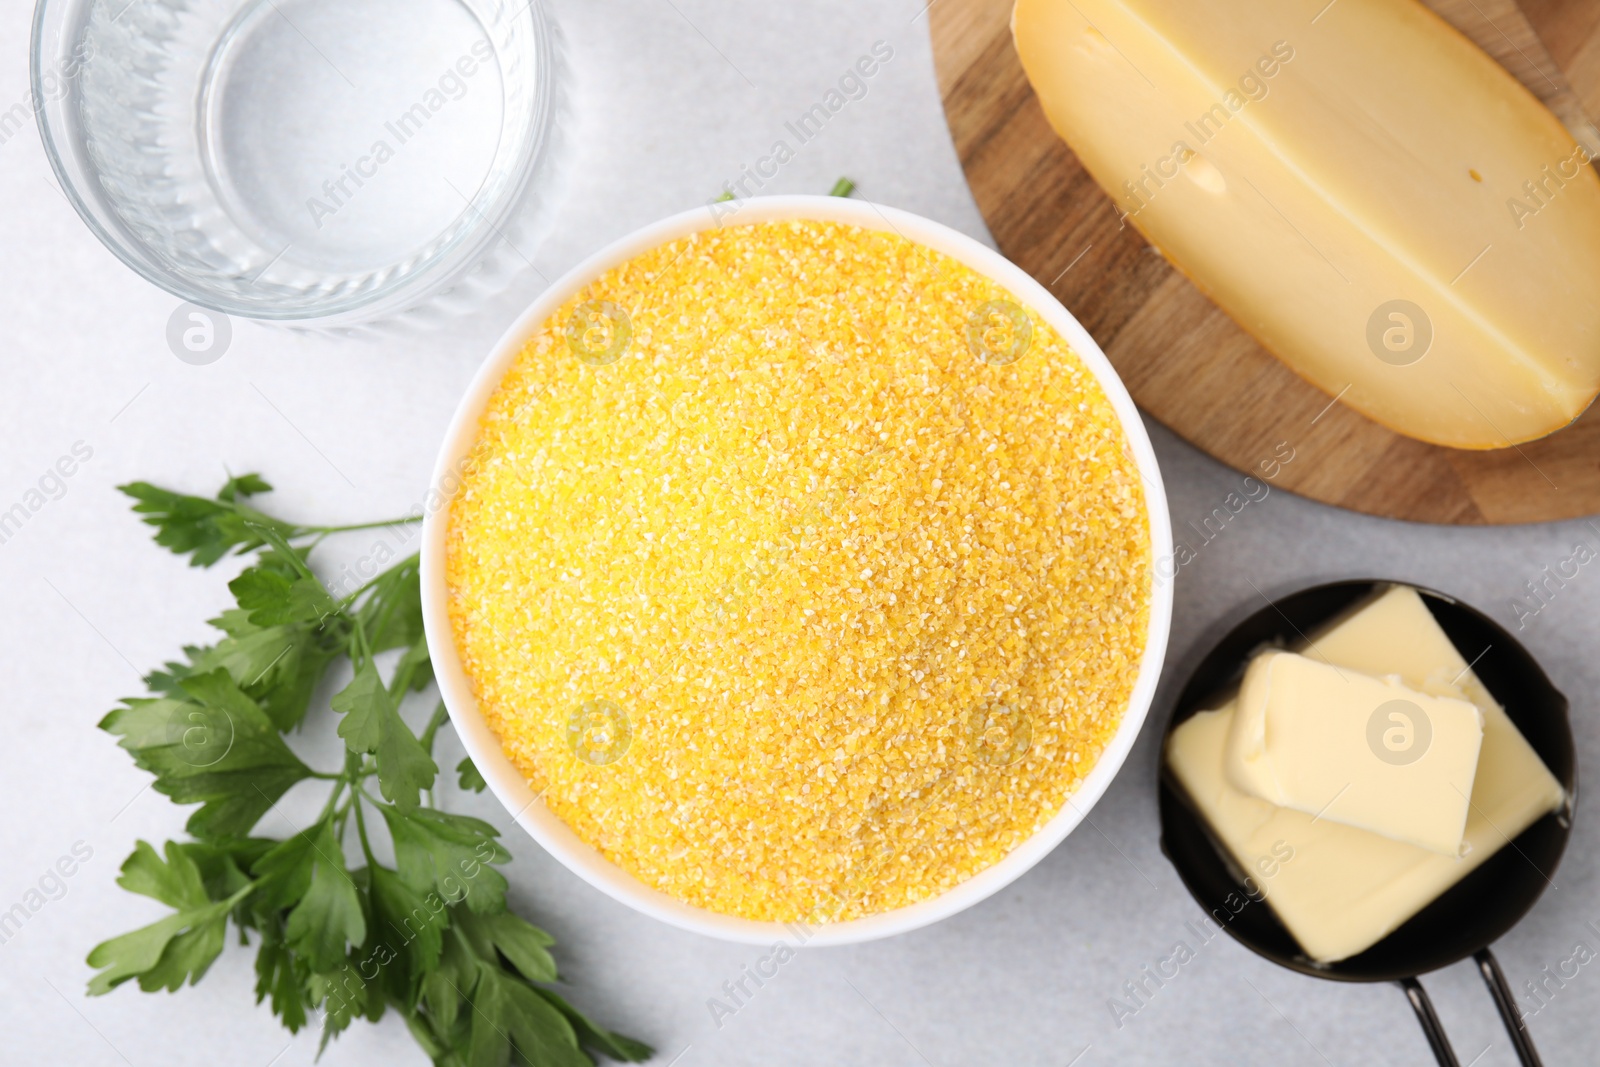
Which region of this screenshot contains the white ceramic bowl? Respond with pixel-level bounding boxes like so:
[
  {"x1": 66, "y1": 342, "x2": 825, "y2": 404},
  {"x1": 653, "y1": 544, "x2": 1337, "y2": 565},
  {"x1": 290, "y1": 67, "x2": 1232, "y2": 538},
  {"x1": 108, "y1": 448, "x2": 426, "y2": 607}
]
[{"x1": 421, "y1": 195, "x2": 1174, "y2": 945}]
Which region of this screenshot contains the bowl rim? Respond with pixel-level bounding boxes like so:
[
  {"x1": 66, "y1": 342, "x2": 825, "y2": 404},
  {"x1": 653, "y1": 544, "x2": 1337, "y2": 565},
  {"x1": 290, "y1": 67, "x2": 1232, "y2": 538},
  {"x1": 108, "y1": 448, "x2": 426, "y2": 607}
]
[{"x1": 420, "y1": 194, "x2": 1175, "y2": 945}]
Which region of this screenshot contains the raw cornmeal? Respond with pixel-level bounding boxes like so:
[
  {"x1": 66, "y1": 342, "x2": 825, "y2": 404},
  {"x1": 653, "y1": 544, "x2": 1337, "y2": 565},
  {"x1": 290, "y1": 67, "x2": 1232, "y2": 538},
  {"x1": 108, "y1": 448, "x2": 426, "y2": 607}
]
[{"x1": 445, "y1": 219, "x2": 1151, "y2": 922}]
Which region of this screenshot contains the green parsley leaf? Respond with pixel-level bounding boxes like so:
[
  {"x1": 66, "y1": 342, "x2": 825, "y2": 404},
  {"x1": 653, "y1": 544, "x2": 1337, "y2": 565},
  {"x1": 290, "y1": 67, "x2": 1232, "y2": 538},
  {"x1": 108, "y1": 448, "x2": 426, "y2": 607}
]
[
  {"x1": 282, "y1": 821, "x2": 366, "y2": 972},
  {"x1": 147, "y1": 609, "x2": 342, "y2": 733},
  {"x1": 229, "y1": 566, "x2": 338, "y2": 630},
  {"x1": 392, "y1": 636, "x2": 435, "y2": 697},
  {"x1": 368, "y1": 864, "x2": 447, "y2": 979},
  {"x1": 219, "y1": 610, "x2": 343, "y2": 731},
  {"x1": 311, "y1": 956, "x2": 375, "y2": 1048},
  {"x1": 416, "y1": 941, "x2": 469, "y2": 1053},
  {"x1": 116, "y1": 839, "x2": 209, "y2": 910},
  {"x1": 456, "y1": 910, "x2": 557, "y2": 984},
  {"x1": 473, "y1": 961, "x2": 590, "y2": 1067},
  {"x1": 87, "y1": 907, "x2": 222, "y2": 995},
  {"x1": 458, "y1": 756, "x2": 488, "y2": 793},
  {"x1": 380, "y1": 807, "x2": 509, "y2": 914},
  {"x1": 444, "y1": 910, "x2": 652, "y2": 1063},
  {"x1": 251, "y1": 825, "x2": 322, "y2": 914},
  {"x1": 334, "y1": 662, "x2": 437, "y2": 811},
  {"x1": 359, "y1": 556, "x2": 434, "y2": 697},
  {"x1": 87, "y1": 843, "x2": 252, "y2": 995},
  {"x1": 135, "y1": 906, "x2": 235, "y2": 993},
  {"x1": 359, "y1": 554, "x2": 425, "y2": 654},
  {"x1": 253, "y1": 926, "x2": 310, "y2": 1033},
  {"x1": 218, "y1": 473, "x2": 274, "y2": 502},
  {"x1": 464, "y1": 959, "x2": 517, "y2": 1067},
  {"x1": 101, "y1": 670, "x2": 313, "y2": 841},
  {"x1": 176, "y1": 838, "x2": 270, "y2": 904},
  {"x1": 401, "y1": 1012, "x2": 450, "y2": 1061},
  {"x1": 535, "y1": 987, "x2": 656, "y2": 1063},
  {"x1": 120, "y1": 476, "x2": 298, "y2": 568}
]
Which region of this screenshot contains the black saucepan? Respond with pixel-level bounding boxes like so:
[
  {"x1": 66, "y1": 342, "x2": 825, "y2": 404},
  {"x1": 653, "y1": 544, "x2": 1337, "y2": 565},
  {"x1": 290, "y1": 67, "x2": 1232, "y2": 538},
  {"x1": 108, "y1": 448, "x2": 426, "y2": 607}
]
[{"x1": 1158, "y1": 580, "x2": 1578, "y2": 1066}]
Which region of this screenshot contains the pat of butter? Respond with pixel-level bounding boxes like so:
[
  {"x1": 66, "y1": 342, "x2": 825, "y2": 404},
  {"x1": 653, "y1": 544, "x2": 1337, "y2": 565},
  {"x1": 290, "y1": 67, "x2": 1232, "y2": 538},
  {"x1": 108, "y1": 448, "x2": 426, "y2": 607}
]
[
  {"x1": 1012, "y1": 0, "x2": 1600, "y2": 448},
  {"x1": 1224, "y1": 650, "x2": 1484, "y2": 855},
  {"x1": 1167, "y1": 586, "x2": 1564, "y2": 962},
  {"x1": 1169, "y1": 701, "x2": 1558, "y2": 963}
]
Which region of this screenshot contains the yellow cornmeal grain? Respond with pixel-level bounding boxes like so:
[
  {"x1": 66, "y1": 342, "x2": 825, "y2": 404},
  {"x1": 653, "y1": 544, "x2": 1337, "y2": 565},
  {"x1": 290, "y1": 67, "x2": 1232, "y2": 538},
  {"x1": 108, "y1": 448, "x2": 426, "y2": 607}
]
[{"x1": 445, "y1": 219, "x2": 1151, "y2": 923}]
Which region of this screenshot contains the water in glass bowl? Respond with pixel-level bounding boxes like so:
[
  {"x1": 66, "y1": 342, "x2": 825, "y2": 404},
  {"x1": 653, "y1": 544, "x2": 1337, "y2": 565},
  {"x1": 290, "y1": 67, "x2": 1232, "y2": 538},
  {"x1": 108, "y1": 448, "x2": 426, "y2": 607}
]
[{"x1": 34, "y1": 0, "x2": 564, "y2": 325}]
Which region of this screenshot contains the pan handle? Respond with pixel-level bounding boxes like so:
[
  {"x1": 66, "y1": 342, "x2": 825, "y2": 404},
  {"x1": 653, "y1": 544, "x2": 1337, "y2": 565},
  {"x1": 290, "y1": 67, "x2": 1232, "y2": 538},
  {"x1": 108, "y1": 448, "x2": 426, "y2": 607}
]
[
  {"x1": 1475, "y1": 948, "x2": 1544, "y2": 1067},
  {"x1": 1398, "y1": 977, "x2": 1461, "y2": 1067}
]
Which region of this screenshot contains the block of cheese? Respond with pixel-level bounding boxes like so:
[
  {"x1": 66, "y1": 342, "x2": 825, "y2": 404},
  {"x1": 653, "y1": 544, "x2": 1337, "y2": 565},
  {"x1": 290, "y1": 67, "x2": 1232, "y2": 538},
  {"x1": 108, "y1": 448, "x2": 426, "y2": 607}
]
[
  {"x1": 1169, "y1": 699, "x2": 1561, "y2": 962},
  {"x1": 1166, "y1": 584, "x2": 1564, "y2": 962},
  {"x1": 1224, "y1": 650, "x2": 1483, "y2": 855},
  {"x1": 1012, "y1": 0, "x2": 1600, "y2": 448}
]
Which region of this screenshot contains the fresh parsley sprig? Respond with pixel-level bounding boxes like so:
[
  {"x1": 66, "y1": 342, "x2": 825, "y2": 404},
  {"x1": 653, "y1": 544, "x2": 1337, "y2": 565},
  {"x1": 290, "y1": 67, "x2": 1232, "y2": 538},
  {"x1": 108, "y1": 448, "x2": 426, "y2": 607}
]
[{"x1": 90, "y1": 475, "x2": 651, "y2": 1066}]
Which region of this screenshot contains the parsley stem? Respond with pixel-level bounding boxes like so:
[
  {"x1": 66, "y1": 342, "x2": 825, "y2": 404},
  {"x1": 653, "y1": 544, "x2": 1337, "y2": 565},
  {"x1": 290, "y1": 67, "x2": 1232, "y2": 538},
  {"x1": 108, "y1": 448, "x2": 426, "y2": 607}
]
[
  {"x1": 318, "y1": 779, "x2": 348, "y2": 824},
  {"x1": 243, "y1": 522, "x2": 323, "y2": 586},
  {"x1": 221, "y1": 881, "x2": 256, "y2": 911},
  {"x1": 352, "y1": 781, "x2": 400, "y2": 827},
  {"x1": 419, "y1": 701, "x2": 450, "y2": 756},
  {"x1": 418, "y1": 702, "x2": 452, "y2": 809},
  {"x1": 337, "y1": 579, "x2": 379, "y2": 609},
  {"x1": 388, "y1": 650, "x2": 425, "y2": 698},
  {"x1": 353, "y1": 781, "x2": 391, "y2": 812},
  {"x1": 317, "y1": 750, "x2": 366, "y2": 826},
  {"x1": 353, "y1": 794, "x2": 377, "y2": 867},
  {"x1": 350, "y1": 615, "x2": 374, "y2": 670},
  {"x1": 337, "y1": 551, "x2": 422, "y2": 609},
  {"x1": 333, "y1": 792, "x2": 357, "y2": 842},
  {"x1": 303, "y1": 516, "x2": 423, "y2": 535}
]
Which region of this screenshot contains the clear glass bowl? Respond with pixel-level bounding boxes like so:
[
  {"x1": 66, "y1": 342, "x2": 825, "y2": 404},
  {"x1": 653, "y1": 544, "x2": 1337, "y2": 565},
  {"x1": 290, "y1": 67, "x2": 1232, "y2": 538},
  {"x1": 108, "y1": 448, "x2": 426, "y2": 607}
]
[{"x1": 31, "y1": 0, "x2": 567, "y2": 326}]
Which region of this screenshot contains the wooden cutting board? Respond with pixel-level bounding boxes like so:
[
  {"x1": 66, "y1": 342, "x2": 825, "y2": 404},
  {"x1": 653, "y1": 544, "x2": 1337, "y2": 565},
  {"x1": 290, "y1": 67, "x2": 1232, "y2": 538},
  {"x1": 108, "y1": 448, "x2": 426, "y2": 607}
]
[{"x1": 930, "y1": 0, "x2": 1600, "y2": 525}]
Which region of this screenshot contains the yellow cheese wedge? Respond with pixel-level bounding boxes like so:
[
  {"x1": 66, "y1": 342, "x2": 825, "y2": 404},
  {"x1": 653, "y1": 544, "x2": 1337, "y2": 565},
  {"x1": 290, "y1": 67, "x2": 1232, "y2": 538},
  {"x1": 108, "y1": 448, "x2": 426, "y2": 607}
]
[
  {"x1": 1012, "y1": 0, "x2": 1600, "y2": 448},
  {"x1": 1224, "y1": 650, "x2": 1483, "y2": 855}
]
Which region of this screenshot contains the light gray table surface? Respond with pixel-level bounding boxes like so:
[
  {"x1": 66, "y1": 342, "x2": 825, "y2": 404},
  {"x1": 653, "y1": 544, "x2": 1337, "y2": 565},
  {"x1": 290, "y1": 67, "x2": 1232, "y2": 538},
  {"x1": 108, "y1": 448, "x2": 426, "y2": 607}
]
[{"x1": 2, "y1": 1, "x2": 1597, "y2": 1064}]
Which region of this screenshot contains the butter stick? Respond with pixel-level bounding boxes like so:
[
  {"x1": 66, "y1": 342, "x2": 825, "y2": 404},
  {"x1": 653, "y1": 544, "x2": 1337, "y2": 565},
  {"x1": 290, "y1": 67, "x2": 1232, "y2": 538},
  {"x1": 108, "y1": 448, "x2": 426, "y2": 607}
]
[
  {"x1": 1013, "y1": 0, "x2": 1600, "y2": 448},
  {"x1": 1224, "y1": 651, "x2": 1483, "y2": 855}
]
